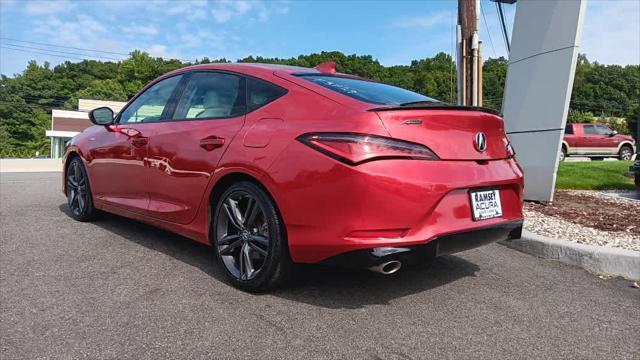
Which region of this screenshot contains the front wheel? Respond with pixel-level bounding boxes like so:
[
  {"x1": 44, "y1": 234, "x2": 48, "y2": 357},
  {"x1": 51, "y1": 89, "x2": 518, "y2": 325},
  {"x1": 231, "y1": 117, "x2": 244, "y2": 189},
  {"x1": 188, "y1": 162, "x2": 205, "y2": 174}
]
[
  {"x1": 212, "y1": 181, "x2": 292, "y2": 292},
  {"x1": 619, "y1": 146, "x2": 633, "y2": 161},
  {"x1": 66, "y1": 157, "x2": 96, "y2": 221}
]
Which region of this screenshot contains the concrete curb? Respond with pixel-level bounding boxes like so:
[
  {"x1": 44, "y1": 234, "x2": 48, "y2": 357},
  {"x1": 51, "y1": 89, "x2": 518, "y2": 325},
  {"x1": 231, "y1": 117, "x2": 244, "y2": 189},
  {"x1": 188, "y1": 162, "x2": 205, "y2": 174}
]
[
  {"x1": 499, "y1": 230, "x2": 640, "y2": 281},
  {"x1": 0, "y1": 159, "x2": 62, "y2": 173}
]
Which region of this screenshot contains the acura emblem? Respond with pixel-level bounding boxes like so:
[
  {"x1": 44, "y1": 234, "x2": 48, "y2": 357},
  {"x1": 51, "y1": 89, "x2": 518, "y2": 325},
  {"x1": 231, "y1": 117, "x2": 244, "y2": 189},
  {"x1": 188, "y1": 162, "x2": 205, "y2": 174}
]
[{"x1": 474, "y1": 132, "x2": 487, "y2": 152}]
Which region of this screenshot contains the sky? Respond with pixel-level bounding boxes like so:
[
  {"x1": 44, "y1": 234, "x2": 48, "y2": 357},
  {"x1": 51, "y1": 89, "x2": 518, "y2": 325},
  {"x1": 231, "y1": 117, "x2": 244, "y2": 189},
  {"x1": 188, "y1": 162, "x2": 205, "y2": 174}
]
[{"x1": 0, "y1": 0, "x2": 638, "y2": 76}]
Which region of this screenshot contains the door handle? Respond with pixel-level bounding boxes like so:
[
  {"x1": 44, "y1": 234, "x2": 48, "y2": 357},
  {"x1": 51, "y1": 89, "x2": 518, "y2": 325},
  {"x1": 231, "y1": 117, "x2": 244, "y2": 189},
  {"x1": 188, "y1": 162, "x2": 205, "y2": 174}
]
[
  {"x1": 131, "y1": 137, "x2": 149, "y2": 147},
  {"x1": 200, "y1": 136, "x2": 225, "y2": 151}
]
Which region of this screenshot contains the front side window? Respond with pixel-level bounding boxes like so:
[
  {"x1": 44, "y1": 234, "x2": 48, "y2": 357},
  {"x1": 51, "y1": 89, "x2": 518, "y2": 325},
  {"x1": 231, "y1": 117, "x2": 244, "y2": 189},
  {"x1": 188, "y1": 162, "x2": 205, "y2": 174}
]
[
  {"x1": 119, "y1": 75, "x2": 183, "y2": 123},
  {"x1": 295, "y1": 74, "x2": 439, "y2": 105},
  {"x1": 173, "y1": 72, "x2": 244, "y2": 120},
  {"x1": 594, "y1": 125, "x2": 612, "y2": 135}
]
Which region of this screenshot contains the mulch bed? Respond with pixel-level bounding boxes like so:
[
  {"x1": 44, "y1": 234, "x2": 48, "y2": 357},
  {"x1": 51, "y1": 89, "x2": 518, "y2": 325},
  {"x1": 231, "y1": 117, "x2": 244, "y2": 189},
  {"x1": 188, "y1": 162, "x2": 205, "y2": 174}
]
[{"x1": 525, "y1": 190, "x2": 639, "y2": 236}]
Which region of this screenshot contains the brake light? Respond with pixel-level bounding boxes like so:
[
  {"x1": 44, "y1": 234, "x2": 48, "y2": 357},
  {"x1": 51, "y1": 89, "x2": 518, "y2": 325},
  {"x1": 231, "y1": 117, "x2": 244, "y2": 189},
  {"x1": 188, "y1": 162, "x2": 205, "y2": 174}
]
[{"x1": 297, "y1": 133, "x2": 439, "y2": 165}]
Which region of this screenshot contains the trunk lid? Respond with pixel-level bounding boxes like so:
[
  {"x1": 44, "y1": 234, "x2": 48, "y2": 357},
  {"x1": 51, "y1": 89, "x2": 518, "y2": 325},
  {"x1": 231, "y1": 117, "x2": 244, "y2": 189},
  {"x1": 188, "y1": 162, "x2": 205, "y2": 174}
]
[{"x1": 373, "y1": 107, "x2": 509, "y2": 161}]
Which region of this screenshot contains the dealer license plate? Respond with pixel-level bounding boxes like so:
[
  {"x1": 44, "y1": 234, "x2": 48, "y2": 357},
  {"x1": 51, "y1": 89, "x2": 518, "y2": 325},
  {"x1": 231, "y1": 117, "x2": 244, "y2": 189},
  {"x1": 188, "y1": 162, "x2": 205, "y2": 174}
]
[{"x1": 470, "y1": 189, "x2": 503, "y2": 221}]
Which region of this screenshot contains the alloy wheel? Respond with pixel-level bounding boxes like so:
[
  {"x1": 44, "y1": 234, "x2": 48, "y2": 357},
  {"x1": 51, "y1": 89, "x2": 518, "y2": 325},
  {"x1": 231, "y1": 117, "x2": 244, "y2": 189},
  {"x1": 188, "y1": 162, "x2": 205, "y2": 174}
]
[
  {"x1": 67, "y1": 160, "x2": 88, "y2": 216},
  {"x1": 620, "y1": 148, "x2": 633, "y2": 160},
  {"x1": 216, "y1": 191, "x2": 270, "y2": 281}
]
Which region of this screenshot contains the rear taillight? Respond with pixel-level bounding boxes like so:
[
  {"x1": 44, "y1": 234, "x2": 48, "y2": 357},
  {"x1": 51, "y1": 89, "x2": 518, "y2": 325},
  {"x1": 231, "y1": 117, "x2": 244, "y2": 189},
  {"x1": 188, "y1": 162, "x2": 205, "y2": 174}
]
[{"x1": 297, "y1": 133, "x2": 439, "y2": 165}]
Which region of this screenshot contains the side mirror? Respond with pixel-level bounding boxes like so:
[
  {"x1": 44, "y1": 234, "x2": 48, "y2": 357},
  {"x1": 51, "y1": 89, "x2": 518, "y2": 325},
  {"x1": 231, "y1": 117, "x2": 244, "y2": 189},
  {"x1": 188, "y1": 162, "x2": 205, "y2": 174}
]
[
  {"x1": 609, "y1": 130, "x2": 618, "y2": 137},
  {"x1": 89, "y1": 107, "x2": 114, "y2": 125}
]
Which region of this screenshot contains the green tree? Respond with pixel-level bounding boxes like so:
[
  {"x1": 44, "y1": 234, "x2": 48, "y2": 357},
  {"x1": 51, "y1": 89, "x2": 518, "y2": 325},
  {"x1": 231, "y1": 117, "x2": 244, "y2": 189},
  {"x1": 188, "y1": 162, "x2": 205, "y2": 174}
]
[
  {"x1": 64, "y1": 79, "x2": 128, "y2": 109},
  {"x1": 1, "y1": 50, "x2": 638, "y2": 157}
]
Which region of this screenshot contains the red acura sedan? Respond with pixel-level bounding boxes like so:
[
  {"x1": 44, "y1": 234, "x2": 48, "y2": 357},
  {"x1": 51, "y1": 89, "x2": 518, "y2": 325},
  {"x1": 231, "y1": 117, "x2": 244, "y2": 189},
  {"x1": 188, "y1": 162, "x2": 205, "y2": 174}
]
[{"x1": 62, "y1": 62, "x2": 524, "y2": 291}]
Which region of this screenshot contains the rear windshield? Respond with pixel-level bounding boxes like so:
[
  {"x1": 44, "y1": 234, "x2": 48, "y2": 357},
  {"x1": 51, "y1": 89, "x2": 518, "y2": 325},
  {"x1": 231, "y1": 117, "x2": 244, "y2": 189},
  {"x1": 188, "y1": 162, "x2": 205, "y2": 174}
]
[{"x1": 295, "y1": 74, "x2": 439, "y2": 105}]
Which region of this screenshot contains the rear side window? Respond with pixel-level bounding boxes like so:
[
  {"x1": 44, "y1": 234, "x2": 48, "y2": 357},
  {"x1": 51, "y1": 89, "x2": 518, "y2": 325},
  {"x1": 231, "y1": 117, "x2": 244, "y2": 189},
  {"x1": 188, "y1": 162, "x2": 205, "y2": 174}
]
[
  {"x1": 173, "y1": 72, "x2": 244, "y2": 120},
  {"x1": 583, "y1": 125, "x2": 597, "y2": 135},
  {"x1": 564, "y1": 124, "x2": 574, "y2": 134},
  {"x1": 246, "y1": 77, "x2": 287, "y2": 111},
  {"x1": 295, "y1": 74, "x2": 439, "y2": 105}
]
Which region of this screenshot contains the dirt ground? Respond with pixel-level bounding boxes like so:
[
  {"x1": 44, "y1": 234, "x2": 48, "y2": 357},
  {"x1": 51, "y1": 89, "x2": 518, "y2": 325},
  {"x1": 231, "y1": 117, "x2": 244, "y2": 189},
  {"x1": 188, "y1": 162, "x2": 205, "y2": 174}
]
[{"x1": 525, "y1": 190, "x2": 639, "y2": 236}]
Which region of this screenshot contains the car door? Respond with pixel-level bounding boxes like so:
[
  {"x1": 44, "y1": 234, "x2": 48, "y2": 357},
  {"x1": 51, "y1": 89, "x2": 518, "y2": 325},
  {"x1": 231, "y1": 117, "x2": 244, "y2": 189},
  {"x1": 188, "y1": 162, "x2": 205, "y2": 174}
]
[
  {"x1": 593, "y1": 125, "x2": 617, "y2": 154},
  {"x1": 88, "y1": 74, "x2": 183, "y2": 213},
  {"x1": 142, "y1": 71, "x2": 247, "y2": 224},
  {"x1": 580, "y1": 124, "x2": 602, "y2": 154}
]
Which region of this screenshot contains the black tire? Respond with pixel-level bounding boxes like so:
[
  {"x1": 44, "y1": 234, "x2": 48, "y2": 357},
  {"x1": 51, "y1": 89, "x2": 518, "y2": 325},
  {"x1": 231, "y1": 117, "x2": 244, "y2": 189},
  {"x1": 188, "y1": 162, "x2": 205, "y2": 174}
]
[
  {"x1": 559, "y1": 147, "x2": 567, "y2": 162},
  {"x1": 618, "y1": 145, "x2": 634, "y2": 161},
  {"x1": 590, "y1": 157, "x2": 604, "y2": 161},
  {"x1": 212, "y1": 181, "x2": 292, "y2": 292},
  {"x1": 65, "y1": 156, "x2": 96, "y2": 222}
]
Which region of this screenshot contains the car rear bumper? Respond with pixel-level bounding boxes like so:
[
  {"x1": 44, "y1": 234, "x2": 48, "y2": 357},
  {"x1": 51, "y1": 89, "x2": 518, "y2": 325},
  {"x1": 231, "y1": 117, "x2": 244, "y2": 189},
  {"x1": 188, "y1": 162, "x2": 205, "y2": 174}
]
[
  {"x1": 321, "y1": 220, "x2": 523, "y2": 269},
  {"x1": 267, "y1": 145, "x2": 525, "y2": 263}
]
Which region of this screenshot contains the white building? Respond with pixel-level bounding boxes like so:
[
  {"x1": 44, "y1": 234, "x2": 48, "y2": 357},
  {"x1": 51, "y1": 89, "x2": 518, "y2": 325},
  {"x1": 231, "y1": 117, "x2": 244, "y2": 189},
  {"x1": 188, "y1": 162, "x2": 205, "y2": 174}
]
[{"x1": 46, "y1": 99, "x2": 126, "y2": 158}]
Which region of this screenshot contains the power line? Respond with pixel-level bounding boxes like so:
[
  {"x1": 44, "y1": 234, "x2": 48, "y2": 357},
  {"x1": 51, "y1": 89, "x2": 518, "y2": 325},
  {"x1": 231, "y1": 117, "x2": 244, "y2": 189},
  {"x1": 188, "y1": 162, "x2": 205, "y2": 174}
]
[
  {"x1": 0, "y1": 37, "x2": 130, "y2": 56},
  {"x1": 480, "y1": 0, "x2": 497, "y2": 58},
  {"x1": 1, "y1": 43, "x2": 123, "y2": 61},
  {"x1": 21, "y1": 94, "x2": 70, "y2": 100},
  {"x1": 450, "y1": 8, "x2": 455, "y2": 103},
  {"x1": 0, "y1": 100, "x2": 56, "y2": 110},
  {"x1": 1, "y1": 39, "x2": 196, "y2": 64},
  {"x1": 496, "y1": 2, "x2": 511, "y2": 53},
  {"x1": 1, "y1": 46, "x2": 93, "y2": 61}
]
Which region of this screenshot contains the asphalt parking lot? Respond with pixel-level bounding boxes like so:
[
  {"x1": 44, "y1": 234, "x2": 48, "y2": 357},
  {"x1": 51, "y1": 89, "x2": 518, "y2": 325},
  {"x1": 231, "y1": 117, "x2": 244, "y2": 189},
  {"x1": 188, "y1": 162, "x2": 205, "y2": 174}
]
[{"x1": 1, "y1": 172, "x2": 638, "y2": 359}]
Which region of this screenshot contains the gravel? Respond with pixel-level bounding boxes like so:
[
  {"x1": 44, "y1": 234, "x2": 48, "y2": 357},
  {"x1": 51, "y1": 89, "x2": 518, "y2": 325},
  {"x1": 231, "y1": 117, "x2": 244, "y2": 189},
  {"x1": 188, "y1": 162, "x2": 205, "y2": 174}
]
[{"x1": 524, "y1": 191, "x2": 640, "y2": 251}]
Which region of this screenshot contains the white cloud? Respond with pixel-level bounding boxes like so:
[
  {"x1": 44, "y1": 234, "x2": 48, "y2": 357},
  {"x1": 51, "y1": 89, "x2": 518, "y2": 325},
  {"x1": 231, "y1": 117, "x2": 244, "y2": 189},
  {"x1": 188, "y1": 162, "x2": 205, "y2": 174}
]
[
  {"x1": 34, "y1": 14, "x2": 107, "y2": 45},
  {"x1": 24, "y1": 0, "x2": 75, "y2": 15},
  {"x1": 581, "y1": 0, "x2": 640, "y2": 66},
  {"x1": 210, "y1": 0, "x2": 288, "y2": 23},
  {"x1": 146, "y1": 44, "x2": 181, "y2": 60},
  {"x1": 392, "y1": 11, "x2": 452, "y2": 29},
  {"x1": 121, "y1": 24, "x2": 158, "y2": 36}
]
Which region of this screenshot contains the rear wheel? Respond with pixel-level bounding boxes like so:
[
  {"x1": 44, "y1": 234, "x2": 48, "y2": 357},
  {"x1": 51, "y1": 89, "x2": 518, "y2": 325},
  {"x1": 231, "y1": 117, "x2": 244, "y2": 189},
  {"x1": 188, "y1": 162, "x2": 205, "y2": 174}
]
[
  {"x1": 559, "y1": 147, "x2": 567, "y2": 162},
  {"x1": 66, "y1": 157, "x2": 96, "y2": 221},
  {"x1": 619, "y1": 145, "x2": 633, "y2": 160},
  {"x1": 212, "y1": 181, "x2": 292, "y2": 292}
]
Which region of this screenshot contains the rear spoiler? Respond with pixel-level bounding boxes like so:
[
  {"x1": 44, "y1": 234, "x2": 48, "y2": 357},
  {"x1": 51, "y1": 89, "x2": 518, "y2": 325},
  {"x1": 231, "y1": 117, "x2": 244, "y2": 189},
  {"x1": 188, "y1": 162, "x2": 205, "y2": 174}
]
[{"x1": 368, "y1": 105, "x2": 502, "y2": 117}]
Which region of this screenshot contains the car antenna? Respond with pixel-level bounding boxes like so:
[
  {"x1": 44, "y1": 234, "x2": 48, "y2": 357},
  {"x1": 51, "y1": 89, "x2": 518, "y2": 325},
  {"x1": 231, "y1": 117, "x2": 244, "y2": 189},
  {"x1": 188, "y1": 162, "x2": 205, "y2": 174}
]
[{"x1": 314, "y1": 61, "x2": 337, "y2": 74}]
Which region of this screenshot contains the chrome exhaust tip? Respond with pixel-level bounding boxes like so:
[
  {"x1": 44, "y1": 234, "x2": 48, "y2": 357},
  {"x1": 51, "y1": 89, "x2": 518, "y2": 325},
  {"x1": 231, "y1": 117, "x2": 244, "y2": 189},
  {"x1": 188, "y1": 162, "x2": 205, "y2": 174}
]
[{"x1": 369, "y1": 260, "x2": 402, "y2": 275}]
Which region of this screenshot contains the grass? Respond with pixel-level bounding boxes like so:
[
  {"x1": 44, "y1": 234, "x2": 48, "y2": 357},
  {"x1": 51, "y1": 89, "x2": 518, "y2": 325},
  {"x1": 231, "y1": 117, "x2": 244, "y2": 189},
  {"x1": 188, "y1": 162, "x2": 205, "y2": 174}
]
[{"x1": 555, "y1": 160, "x2": 635, "y2": 190}]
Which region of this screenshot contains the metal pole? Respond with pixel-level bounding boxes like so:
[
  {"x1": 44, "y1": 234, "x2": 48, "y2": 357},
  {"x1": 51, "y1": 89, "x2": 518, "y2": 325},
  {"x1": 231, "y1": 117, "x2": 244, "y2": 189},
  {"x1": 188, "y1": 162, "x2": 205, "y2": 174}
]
[{"x1": 456, "y1": 25, "x2": 463, "y2": 105}]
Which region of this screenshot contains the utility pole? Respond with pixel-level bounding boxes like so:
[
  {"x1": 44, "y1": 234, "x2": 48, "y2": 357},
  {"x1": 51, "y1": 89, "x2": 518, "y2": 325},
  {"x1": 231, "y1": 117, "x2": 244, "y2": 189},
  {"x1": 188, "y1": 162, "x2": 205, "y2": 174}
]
[{"x1": 457, "y1": 0, "x2": 482, "y2": 106}]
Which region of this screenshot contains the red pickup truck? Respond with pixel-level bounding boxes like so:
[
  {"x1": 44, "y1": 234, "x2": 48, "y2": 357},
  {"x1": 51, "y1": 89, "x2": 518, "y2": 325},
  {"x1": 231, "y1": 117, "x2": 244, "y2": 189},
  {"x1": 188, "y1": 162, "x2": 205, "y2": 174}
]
[{"x1": 561, "y1": 123, "x2": 636, "y2": 161}]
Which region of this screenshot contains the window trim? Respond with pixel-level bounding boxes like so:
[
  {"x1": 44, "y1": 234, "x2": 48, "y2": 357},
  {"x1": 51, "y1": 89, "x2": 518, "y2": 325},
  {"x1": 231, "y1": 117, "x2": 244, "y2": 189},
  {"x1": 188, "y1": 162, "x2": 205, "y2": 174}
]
[{"x1": 116, "y1": 69, "x2": 289, "y2": 125}]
